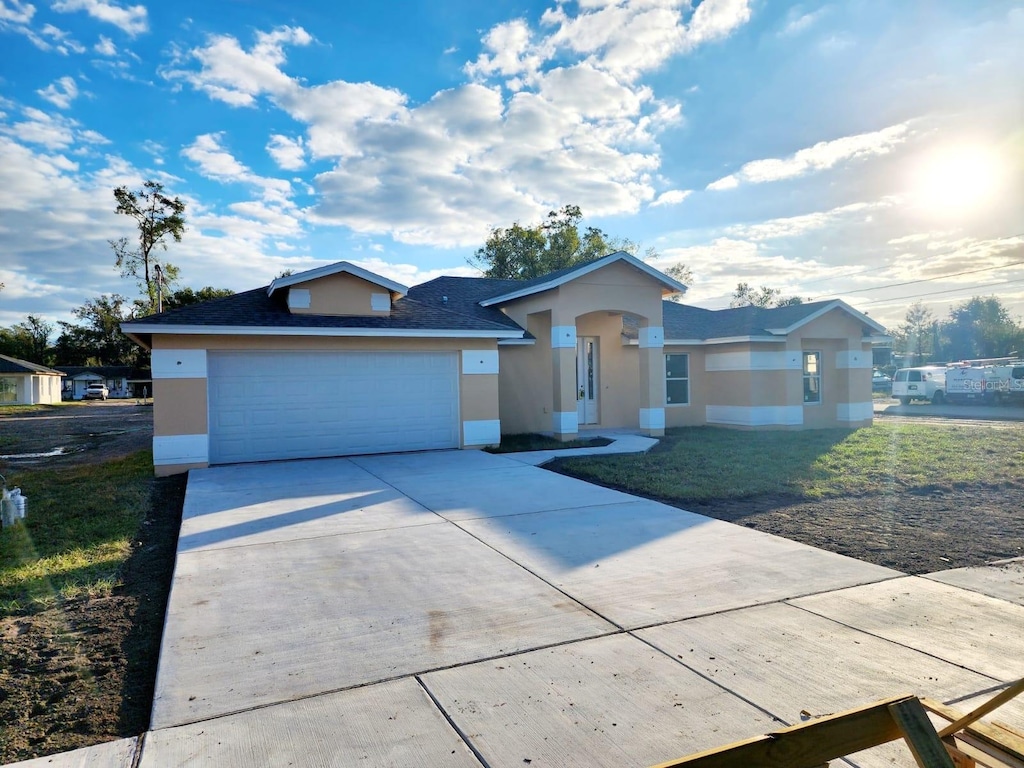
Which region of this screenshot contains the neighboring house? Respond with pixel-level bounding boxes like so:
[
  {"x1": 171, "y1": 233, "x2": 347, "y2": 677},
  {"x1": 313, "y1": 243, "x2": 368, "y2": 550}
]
[
  {"x1": 0, "y1": 354, "x2": 65, "y2": 405},
  {"x1": 55, "y1": 366, "x2": 135, "y2": 400},
  {"x1": 121, "y1": 253, "x2": 889, "y2": 476}
]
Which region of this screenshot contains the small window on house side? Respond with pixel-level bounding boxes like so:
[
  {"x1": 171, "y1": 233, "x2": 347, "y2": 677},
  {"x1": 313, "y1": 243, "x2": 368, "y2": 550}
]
[
  {"x1": 803, "y1": 351, "x2": 822, "y2": 404},
  {"x1": 0, "y1": 377, "x2": 17, "y2": 403},
  {"x1": 665, "y1": 353, "x2": 690, "y2": 405}
]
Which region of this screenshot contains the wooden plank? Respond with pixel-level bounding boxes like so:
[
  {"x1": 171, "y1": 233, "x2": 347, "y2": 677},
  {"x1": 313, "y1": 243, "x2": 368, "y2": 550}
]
[
  {"x1": 888, "y1": 698, "x2": 956, "y2": 768},
  {"x1": 938, "y1": 680, "x2": 1024, "y2": 739},
  {"x1": 650, "y1": 695, "x2": 911, "y2": 768},
  {"x1": 923, "y1": 699, "x2": 1024, "y2": 762},
  {"x1": 946, "y1": 733, "x2": 1024, "y2": 768}
]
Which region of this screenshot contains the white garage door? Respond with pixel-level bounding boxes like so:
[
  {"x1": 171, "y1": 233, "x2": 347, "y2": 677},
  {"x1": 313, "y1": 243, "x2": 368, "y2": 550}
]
[{"x1": 208, "y1": 350, "x2": 459, "y2": 465}]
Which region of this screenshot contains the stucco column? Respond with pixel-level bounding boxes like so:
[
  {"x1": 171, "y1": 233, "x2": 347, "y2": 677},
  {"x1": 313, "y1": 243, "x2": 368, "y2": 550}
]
[
  {"x1": 551, "y1": 323, "x2": 579, "y2": 439},
  {"x1": 638, "y1": 326, "x2": 665, "y2": 436}
]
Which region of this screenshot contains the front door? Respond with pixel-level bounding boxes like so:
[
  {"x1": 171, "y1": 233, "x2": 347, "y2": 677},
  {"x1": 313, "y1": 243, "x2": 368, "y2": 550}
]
[{"x1": 576, "y1": 336, "x2": 599, "y2": 425}]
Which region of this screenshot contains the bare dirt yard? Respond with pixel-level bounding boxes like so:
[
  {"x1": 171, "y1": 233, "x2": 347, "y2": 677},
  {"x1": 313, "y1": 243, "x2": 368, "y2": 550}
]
[{"x1": 1, "y1": 403, "x2": 184, "y2": 763}]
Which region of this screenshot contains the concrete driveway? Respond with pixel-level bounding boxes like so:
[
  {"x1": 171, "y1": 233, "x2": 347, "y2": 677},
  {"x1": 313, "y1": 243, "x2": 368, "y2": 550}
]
[{"x1": 54, "y1": 450, "x2": 1024, "y2": 768}]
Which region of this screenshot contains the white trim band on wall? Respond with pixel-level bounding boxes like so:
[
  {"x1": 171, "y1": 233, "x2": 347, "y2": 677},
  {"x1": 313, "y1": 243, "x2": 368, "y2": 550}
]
[
  {"x1": 638, "y1": 326, "x2": 664, "y2": 349},
  {"x1": 705, "y1": 350, "x2": 802, "y2": 372},
  {"x1": 552, "y1": 410, "x2": 578, "y2": 434},
  {"x1": 463, "y1": 419, "x2": 501, "y2": 446},
  {"x1": 551, "y1": 325, "x2": 577, "y2": 349},
  {"x1": 837, "y1": 402, "x2": 873, "y2": 422},
  {"x1": 153, "y1": 434, "x2": 209, "y2": 465},
  {"x1": 836, "y1": 350, "x2": 872, "y2": 369},
  {"x1": 639, "y1": 407, "x2": 665, "y2": 430},
  {"x1": 461, "y1": 350, "x2": 499, "y2": 375},
  {"x1": 152, "y1": 349, "x2": 208, "y2": 379},
  {"x1": 706, "y1": 405, "x2": 804, "y2": 426}
]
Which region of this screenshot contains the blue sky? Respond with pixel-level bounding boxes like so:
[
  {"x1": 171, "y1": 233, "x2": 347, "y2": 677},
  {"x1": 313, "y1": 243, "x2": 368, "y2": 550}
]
[{"x1": 1, "y1": 0, "x2": 1022, "y2": 333}]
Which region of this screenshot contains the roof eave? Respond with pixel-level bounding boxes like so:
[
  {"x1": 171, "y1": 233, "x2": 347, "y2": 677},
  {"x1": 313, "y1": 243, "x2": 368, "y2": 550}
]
[
  {"x1": 119, "y1": 323, "x2": 524, "y2": 340},
  {"x1": 479, "y1": 251, "x2": 688, "y2": 307},
  {"x1": 765, "y1": 300, "x2": 887, "y2": 336},
  {"x1": 267, "y1": 261, "x2": 409, "y2": 298}
]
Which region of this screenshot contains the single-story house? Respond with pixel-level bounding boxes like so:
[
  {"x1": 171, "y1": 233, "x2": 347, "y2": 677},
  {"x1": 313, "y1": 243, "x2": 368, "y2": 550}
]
[
  {"x1": 55, "y1": 366, "x2": 136, "y2": 399},
  {"x1": 121, "y1": 253, "x2": 889, "y2": 476},
  {"x1": 0, "y1": 354, "x2": 64, "y2": 405}
]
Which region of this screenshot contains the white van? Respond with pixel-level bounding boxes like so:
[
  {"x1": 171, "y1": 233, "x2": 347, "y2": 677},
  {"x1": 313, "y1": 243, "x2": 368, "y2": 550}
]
[{"x1": 892, "y1": 366, "x2": 947, "y2": 405}]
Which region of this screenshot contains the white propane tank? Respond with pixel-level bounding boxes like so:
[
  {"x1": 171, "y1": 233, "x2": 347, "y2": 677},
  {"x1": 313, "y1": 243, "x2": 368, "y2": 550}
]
[{"x1": 10, "y1": 488, "x2": 25, "y2": 520}]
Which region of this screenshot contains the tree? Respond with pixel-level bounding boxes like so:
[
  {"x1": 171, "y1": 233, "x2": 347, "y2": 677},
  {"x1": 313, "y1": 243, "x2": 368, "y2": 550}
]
[
  {"x1": 110, "y1": 180, "x2": 186, "y2": 313},
  {"x1": 891, "y1": 302, "x2": 935, "y2": 365},
  {"x1": 54, "y1": 295, "x2": 139, "y2": 367},
  {"x1": 472, "y1": 205, "x2": 637, "y2": 280},
  {"x1": 162, "y1": 286, "x2": 234, "y2": 311},
  {"x1": 730, "y1": 283, "x2": 804, "y2": 309},
  {"x1": 0, "y1": 316, "x2": 54, "y2": 364},
  {"x1": 939, "y1": 296, "x2": 1023, "y2": 361}
]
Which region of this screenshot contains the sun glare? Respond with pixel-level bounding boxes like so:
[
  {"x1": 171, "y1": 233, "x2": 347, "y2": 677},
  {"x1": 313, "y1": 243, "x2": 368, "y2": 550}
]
[{"x1": 911, "y1": 145, "x2": 1001, "y2": 215}]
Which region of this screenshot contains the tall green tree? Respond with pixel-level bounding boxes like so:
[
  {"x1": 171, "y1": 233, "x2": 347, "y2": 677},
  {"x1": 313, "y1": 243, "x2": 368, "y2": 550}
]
[
  {"x1": 939, "y1": 296, "x2": 1023, "y2": 361},
  {"x1": 730, "y1": 283, "x2": 804, "y2": 309},
  {"x1": 471, "y1": 205, "x2": 655, "y2": 280},
  {"x1": 54, "y1": 295, "x2": 139, "y2": 367},
  {"x1": 110, "y1": 180, "x2": 186, "y2": 313},
  {"x1": 892, "y1": 302, "x2": 936, "y2": 364}
]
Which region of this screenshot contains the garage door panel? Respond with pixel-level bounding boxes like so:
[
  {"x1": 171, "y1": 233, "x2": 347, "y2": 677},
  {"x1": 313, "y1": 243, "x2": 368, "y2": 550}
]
[{"x1": 208, "y1": 350, "x2": 460, "y2": 464}]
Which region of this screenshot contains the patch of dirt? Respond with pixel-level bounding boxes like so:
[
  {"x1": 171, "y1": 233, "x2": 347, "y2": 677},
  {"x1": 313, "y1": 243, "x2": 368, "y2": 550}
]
[
  {"x1": 0, "y1": 402, "x2": 153, "y2": 470},
  {"x1": 678, "y1": 485, "x2": 1024, "y2": 574},
  {"x1": 0, "y1": 459, "x2": 184, "y2": 763}
]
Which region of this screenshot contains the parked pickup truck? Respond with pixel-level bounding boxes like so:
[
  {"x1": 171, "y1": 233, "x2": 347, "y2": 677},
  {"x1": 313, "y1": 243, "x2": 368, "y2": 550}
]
[{"x1": 83, "y1": 383, "x2": 109, "y2": 400}]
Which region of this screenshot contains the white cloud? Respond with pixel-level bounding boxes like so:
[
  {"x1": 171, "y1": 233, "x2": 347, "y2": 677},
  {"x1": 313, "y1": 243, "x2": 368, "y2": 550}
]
[
  {"x1": 182, "y1": 132, "x2": 294, "y2": 205},
  {"x1": 163, "y1": 26, "x2": 313, "y2": 107},
  {"x1": 0, "y1": 0, "x2": 34, "y2": 24},
  {"x1": 727, "y1": 200, "x2": 895, "y2": 241},
  {"x1": 51, "y1": 0, "x2": 148, "y2": 36},
  {"x1": 650, "y1": 189, "x2": 691, "y2": 207},
  {"x1": 37, "y1": 76, "x2": 79, "y2": 109},
  {"x1": 708, "y1": 123, "x2": 911, "y2": 189},
  {"x1": 705, "y1": 174, "x2": 738, "y2": 191},
  {"x1": 266, "y1": 134, "x2": 306, "y2": 170},
  {"x1": 165, "y1": 14, "x2": 713, "y2": 248},
  {"x1": 780, "y1": 7, "x2": 825, "y2": 36},
  {"x1": 94, "y1": 34, "x2": 116, "y2": 55}
]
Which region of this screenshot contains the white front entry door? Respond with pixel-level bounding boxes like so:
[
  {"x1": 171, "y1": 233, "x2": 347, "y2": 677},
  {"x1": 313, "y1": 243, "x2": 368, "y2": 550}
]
[{"x1": 576, "y1": 336, "x2": 599, "y2": 425}]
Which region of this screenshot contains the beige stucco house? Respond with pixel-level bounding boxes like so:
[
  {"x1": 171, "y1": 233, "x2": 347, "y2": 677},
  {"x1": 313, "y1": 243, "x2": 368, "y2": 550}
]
[
  {"x1": 0, "y1": 354, "x2": 64, "y2": 405},
  {"x1": 121, "y1": 253, "x2": 888, "y2": 476}
]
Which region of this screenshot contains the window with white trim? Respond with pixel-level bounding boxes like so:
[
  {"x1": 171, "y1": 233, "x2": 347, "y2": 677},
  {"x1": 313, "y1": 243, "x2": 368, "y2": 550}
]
[
  {"x1": 0, "y1": 377, "x2": 17, "y2": 403},
  {"x1": 803, "y1": 351, "x2": 822, "y2": 404},
  {"x1": 665, "y1": 353, "x2": 690, "y2": 405}
]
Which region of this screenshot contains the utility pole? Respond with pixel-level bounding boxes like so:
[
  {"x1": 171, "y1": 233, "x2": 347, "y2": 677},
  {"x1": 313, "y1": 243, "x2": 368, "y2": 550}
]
[{"x1": 154, "y1": 264, "x2": 162, "y2": 313}]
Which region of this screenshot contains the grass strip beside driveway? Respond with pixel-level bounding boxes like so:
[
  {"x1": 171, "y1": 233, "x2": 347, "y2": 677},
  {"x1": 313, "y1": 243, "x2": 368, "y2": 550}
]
[
  {"x1": 554, "y1": 423, "x2": 1024, "y2": 502},
  {"x1": 1, "y1": 451, "x2": 152, "y2": 614}
]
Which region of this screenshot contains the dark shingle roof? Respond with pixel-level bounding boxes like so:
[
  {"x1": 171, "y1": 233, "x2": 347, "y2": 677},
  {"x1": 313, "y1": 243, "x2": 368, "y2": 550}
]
[
  {"x1": 128, "y1": 286, "x2": 525, "y2": 333},
  {"x1": 407, "y1": 277, "x2": 525, "y2": 331},
  {"x1": 55, "y1": 365, "x2": 133, "y2": 379},
  {"x1": 660, "y1": 299, "x2": 865, "y2": 341},
  {"x1": 0, "y1": 354, "x2": 63, "y2": 375}
]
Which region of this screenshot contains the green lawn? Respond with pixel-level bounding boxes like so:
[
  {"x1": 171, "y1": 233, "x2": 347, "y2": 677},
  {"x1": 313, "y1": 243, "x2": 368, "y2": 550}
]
[
  {"x1": 0, "y1": 451, "x2": 152, "y2": 614},
  {"x1": 554, "y1": 423, "x2": 1024, "y2": 502}
]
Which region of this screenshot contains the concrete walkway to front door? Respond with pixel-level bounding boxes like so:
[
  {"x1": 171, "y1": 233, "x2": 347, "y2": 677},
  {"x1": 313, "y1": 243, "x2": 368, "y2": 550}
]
[{"x1": 21, "y1": 450, "x2": 1024, "y2": 768}]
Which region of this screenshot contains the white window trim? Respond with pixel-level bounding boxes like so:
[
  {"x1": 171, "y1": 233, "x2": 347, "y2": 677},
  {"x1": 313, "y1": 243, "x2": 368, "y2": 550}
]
[
  {"x1": 803, "y1": 350, "x2": 823, "y2": 406},
  {"x1": 665, "y1": 352, "x2": 691, "y2": 407}
]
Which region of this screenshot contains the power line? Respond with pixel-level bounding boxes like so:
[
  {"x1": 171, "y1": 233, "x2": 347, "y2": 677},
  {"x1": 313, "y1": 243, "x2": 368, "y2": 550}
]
[
  {"x1": 863, "y1": 277, "x2": 1024, "y2": 306},
  {"x1": 813, "y1": 257, "x2": 1024, "y2": 299}
]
